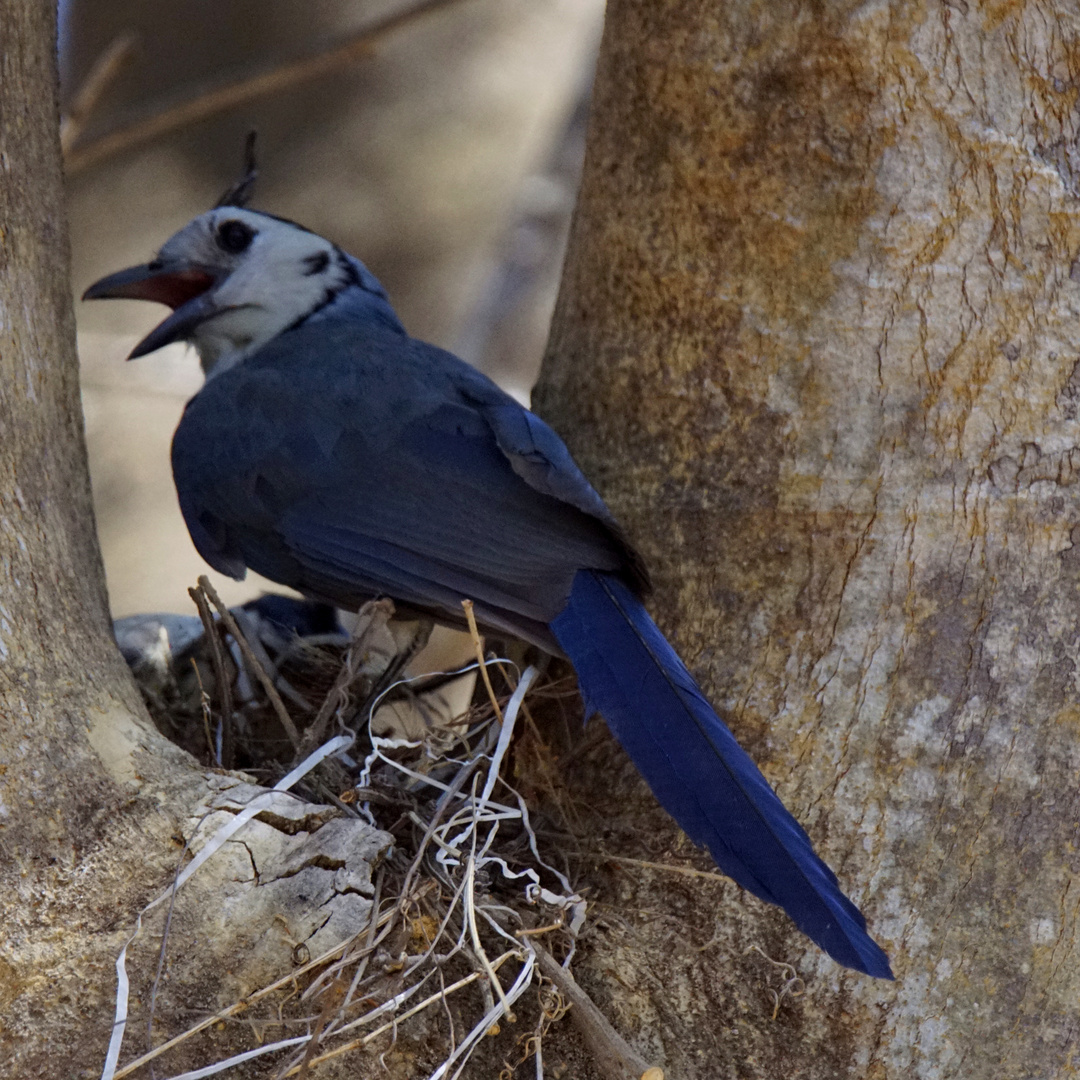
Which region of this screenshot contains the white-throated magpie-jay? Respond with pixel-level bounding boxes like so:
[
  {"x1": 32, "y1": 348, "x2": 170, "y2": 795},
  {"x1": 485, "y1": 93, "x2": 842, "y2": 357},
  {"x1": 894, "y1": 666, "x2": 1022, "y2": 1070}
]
[{"x1": 85, "y1": 202, "x2": 892, "y2": 979}]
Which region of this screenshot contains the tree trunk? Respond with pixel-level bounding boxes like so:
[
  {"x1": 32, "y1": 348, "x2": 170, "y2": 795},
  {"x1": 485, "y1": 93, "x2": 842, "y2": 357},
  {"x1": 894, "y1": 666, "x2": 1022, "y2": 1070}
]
[
  {"x1": 537, "y1": 1, "x2": 1080, "y2": 1076},
  {"x1": 0, "y1": 6, "x2": 387, "y2": 1074},
  {"x1": 0, "y1": 3, "x2": 169, "y2": 1061}
]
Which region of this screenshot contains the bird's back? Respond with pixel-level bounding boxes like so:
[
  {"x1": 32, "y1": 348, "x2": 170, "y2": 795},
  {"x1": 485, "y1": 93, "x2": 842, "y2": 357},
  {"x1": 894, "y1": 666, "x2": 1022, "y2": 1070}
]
[{"x1": 172, "y1": 314, "x2": 641, "y2": 649}]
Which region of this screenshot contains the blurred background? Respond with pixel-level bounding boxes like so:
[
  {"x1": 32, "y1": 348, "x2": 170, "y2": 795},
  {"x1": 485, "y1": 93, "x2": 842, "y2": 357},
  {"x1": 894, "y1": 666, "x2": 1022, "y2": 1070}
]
[{"x1": 62, "y1": 0, "x2": 605, "y2": 619}]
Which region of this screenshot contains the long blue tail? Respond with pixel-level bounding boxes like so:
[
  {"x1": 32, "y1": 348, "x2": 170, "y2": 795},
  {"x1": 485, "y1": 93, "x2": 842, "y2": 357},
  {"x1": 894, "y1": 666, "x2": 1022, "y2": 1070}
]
[{"x1": 549, "y1": 570, "x2": 893, "y2": 979}]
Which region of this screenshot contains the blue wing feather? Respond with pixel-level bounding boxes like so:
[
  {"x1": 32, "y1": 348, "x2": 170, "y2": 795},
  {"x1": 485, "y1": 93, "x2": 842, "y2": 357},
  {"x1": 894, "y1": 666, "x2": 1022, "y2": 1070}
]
[{"x1": 550, "y1": 570, "x2": 894, "y2": 979}]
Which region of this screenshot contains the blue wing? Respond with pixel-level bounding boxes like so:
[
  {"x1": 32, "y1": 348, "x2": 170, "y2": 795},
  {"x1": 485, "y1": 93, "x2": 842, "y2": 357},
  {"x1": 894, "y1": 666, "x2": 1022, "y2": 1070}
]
[{"x1": 171, "y1": 320, "x2": 634, "y2": 648}]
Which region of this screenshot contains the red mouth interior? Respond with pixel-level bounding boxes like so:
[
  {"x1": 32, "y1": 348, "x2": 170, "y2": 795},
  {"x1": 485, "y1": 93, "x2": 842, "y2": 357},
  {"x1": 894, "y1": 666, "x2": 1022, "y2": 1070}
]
[{"x1": 122, "y1": 270, "x2": 215, "y2": 310}]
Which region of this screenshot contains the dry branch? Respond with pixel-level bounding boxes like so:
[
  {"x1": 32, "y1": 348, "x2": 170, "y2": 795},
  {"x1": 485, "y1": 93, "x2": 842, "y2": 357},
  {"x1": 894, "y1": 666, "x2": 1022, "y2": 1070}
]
[
  {"x1": 64, "y1": 0, "x2": 471, "y2": 174},
  {"x1": 59, "y1": 32, "x2": 138, "y2": 155},
  {"x1": 197, "y1": 574, "x2": 302, "y2": 749}
]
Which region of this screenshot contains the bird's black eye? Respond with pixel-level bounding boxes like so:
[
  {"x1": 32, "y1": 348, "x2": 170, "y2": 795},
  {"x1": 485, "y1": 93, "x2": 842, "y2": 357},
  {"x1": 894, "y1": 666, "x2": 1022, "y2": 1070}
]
[{"x1": 216, "y1": 219, "x2": 255, "y2": 254}]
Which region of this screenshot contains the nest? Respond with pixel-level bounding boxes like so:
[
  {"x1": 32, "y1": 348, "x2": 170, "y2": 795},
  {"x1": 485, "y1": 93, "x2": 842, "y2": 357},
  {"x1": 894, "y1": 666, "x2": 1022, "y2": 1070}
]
[{"x1": 101, "y1": 577, "x2": 659, "y2": 1080}]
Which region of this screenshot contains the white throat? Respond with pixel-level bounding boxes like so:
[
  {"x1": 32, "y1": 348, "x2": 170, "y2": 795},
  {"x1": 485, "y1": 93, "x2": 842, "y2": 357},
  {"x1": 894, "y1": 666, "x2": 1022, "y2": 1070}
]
[{"x1": 192, "y1": 307, "x2": 286, "y2": 378}]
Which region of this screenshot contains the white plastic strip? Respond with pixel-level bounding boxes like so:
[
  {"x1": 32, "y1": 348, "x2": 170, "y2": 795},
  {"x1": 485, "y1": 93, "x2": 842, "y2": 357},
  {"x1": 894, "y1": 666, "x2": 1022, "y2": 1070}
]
[
  {"x1": 162, "y1": 1036, "x2": 309, "y2": 1079},
  {"x1": 479, "y1": 664, "x2": 537, "y2": 805},
  {"x1": 428, "y1": 954, "x2": 535, "y2": 1080}
]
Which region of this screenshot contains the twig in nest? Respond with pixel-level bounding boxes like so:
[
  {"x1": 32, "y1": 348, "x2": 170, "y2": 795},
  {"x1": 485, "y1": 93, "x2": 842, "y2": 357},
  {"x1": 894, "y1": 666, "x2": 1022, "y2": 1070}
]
[
  {"x1": 282, "y1": 955, "x2": 520, "y2": 1076},
  {"x1": 145, "y1": 828, "x2": 197, "y2": 1060},
  {"x1": 188, "y1": 583, "x2": 234, "y2": 767},
  {"x1": 462, "y1": 598, "x2": 504, "y2": 725},
  {"x1": 465, "y1": 845, "x2": 514, "y2": 1021},
  {"x1": 60, "y1": 32, "x2": 138, "y2": 155},
  {"x1": 293, "y1": 598, "x2": 395, "y2": 764},
  {"x1": 295, "y1": 975, "x2": 348, "y2": 1079},
  {"x1": 568, "y1": 850, "x2": 732, "y2": 885},
  {"x1": 190, "y1": 657, "x2": 215, "y2": 763},
  {"x1": 333, "y1": 866, "x2": 387, "y2": 1018},
  {"x1": 64, "y1": 0, "x2": 471, "y2": 174},
  {"x1": 530, "y1": 943, "x2": 659, "y2": 1080},
  {"x1": 197, "y1": 575, "x2": 302, "y2": 749}
]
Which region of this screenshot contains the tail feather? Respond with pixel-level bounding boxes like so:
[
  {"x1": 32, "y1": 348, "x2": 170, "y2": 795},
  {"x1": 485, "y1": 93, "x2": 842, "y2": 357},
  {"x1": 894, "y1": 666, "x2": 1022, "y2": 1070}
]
[{"x1": 550, "y1": 570, "x2": 893, "y2": 979}]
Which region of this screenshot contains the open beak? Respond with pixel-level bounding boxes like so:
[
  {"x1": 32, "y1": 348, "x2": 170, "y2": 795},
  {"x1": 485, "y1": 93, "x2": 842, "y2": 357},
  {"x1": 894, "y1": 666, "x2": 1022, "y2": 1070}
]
[{"x1": 82, "y1": 262, "x2": 221, "y2": 358}]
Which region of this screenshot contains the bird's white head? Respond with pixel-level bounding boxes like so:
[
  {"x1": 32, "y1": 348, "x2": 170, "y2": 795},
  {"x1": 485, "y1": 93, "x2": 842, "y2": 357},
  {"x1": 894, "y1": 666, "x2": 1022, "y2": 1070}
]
[{"x1": 83, "y1": 207, "x2": 377, "y2": 377}]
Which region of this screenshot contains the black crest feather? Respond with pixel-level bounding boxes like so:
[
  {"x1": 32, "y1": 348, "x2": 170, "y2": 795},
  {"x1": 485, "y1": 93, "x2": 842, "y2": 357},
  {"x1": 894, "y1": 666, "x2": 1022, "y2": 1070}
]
[{"x1": 214, "y1": 131, "x2": 259, "y2": 209}]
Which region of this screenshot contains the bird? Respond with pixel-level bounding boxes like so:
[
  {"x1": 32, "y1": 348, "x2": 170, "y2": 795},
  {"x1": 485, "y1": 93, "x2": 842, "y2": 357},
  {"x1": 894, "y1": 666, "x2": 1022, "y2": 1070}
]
[{"x1": 84, "y1": 198, "x2": 893, "y2": 980}]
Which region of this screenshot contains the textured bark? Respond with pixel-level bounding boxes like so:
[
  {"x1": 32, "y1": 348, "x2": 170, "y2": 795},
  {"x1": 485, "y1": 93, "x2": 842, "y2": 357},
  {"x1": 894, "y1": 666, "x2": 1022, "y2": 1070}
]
[
  {"x1": 0, "y1": 7, "x2": 388, "y2": 1075},
  {"x1": 537, "y1": 1, "x2": 1080, "y2": 1077}
]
